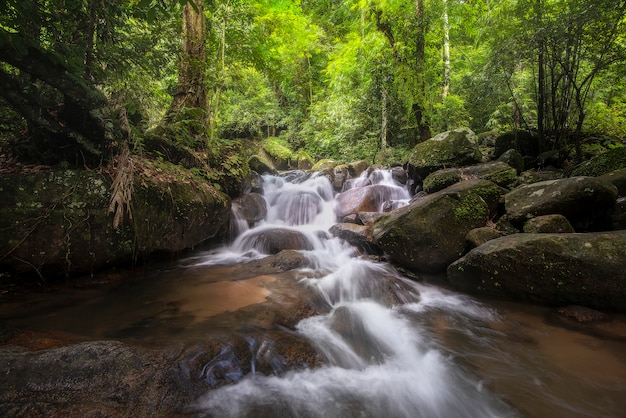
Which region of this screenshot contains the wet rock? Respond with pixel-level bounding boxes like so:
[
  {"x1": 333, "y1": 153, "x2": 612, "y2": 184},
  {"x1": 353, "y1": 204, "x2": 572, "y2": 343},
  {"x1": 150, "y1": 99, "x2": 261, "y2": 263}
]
[
  {"x1": 522, "y1": 214, "x2": 575, "y2": 233},
  {"x1": 329, "y1": 223, "x2": 381, "y2": 255},
  {"x1": 555, "y1": 305, "x2": 610, "y2": 322},
  {"x1": 347, "y1": 160, "x2": 369, "y2": 178},
  {"x1": 407, "y1": 127, "x2": 482, "y2": 179},
  {"x1": 333, "y1": 165, "x2": 349, "y2": 191},
  {"x1": 504, "y1": 176, "x2": 617, "y2": 230},
  {"x1": 390, "y1": 166, "x2": 408, "y2": 185},
  {"x1": 335, "y1": 184, "x2": 408, "y2": 220},
  {"x1": 232, "y1": 192, "x2": 267, "y2": 226},
  {"x1": 447, "y1": 231, "x2": 626, "y2": 310},
  {"x1": 371, "y1": 180, "x2": 499, "y2": 273},
  {"x1": 243, "y1": 250, "x2": 309, "y2": 273},
  {"x1": 238, "y1": 228, "x2": 314, "y2": 254}
]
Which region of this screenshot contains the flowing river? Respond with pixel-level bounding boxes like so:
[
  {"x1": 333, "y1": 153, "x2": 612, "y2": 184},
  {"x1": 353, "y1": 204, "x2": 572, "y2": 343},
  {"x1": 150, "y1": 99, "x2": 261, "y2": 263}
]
[{"x1": 2, "y1": 170, "x2": 626, "y2": 417}]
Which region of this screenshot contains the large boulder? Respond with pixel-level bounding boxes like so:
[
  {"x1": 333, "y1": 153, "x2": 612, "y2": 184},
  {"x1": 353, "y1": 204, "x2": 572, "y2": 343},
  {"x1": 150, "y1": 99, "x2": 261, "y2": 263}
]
[
  {"x1": 0, "y1": 168, "x2": 230, "y2": 278},
  {"x1": 407, "y1": 128, "x2": 481, "y2": 179},
  {"x1": 422, "y1": 161, "x2": 517, "y2": 193},
  {"x1": 522, "y1": 214, "x2": 574, "y2": 233},
  {"x1": 371, "y1": 179, "x2": 503, "y2": 273},
  {"x1": 447, "y1": 231, "x2": 626, "y2": 311},
  {"x1": 504, "y1": 176, "x2": 617, "y2": 230},
  {"x1": 335, "y1": 184, "x2": 409, "y2": 221}
]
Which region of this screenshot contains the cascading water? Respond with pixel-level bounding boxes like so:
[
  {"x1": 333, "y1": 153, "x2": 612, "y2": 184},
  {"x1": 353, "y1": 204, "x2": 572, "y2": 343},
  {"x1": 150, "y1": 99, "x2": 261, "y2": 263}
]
[{"x1": 192, "y1": 169, "x2": 518, "y2": 417}]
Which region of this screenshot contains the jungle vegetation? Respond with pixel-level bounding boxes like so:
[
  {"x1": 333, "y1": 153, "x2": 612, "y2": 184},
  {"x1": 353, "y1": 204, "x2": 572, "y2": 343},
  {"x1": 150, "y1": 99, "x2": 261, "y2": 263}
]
[{"x1": 0, "y1": 0, "x2": 625, "y2": 172}]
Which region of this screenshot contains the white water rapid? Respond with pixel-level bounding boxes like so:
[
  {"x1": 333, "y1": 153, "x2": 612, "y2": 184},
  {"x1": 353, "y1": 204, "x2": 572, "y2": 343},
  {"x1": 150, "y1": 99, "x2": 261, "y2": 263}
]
[{"x1": 192, "y1": 169, "x2": 517, "y2": 417}]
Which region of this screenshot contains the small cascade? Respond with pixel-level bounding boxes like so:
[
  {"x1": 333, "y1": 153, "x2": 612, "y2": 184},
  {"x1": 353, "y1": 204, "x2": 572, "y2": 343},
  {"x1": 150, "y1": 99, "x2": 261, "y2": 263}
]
[{"x1": 193, "y1": 167, "x2": 517, "y2": 417}]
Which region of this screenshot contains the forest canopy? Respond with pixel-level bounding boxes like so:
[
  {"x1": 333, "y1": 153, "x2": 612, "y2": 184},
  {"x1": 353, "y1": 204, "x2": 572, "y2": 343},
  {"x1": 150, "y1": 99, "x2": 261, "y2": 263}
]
[{"x1": 0, "y1": 0, "x2": 625, "y2": 168}]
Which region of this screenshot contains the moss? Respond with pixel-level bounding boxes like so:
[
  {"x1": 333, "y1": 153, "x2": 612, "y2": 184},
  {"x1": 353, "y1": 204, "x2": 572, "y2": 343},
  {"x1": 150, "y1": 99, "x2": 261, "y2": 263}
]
[
  {"x1": 571, "y1": 146, "x2": 626, "y2": 177},
  {"x1": 422, "y1": 170, "x2": 461, "y2": 193},
  {"x1": 262, "y1": 137, "x2": 293, "y2": 161}
]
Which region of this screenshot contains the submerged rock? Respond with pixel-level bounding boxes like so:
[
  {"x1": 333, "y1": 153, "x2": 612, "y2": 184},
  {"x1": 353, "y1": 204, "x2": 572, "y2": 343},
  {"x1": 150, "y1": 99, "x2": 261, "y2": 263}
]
[{"x1": 447, "y1": 231, "x2": 626, "y2": 310}]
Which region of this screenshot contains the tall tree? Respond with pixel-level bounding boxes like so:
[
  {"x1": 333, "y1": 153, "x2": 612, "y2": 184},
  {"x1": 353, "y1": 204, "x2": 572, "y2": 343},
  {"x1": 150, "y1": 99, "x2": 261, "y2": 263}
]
[{"x1": 168, "y1": 0, "x2": 207, "y2": 118}]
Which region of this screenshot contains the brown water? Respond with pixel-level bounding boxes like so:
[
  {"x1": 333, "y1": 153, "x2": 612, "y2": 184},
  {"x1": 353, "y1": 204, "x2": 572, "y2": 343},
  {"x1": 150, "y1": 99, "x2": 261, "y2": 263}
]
[{"x1": 2, "y1": 261, "x2": 626, "y2": 417}]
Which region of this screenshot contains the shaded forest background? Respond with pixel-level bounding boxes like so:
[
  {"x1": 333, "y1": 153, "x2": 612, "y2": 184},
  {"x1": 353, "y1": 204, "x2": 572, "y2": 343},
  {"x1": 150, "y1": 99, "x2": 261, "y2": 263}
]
[{"x1": 1, "y1": 0, "x2": 625, "y2": 175}]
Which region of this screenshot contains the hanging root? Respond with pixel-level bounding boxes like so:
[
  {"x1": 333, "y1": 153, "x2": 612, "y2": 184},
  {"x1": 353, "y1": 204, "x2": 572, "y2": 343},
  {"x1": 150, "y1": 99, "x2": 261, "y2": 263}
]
[{"x1": 108, "y1": 106, "x2": 134, "y2": 229}]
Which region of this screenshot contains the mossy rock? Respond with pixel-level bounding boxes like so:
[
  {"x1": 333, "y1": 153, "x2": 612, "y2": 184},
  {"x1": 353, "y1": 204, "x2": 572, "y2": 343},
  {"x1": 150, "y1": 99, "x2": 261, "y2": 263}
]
[
  {"x1": 0, "y1": 166, "x2": 230, "y2": 279},
  {"x1": 312, "y1": 159, "x2": 338, "y2": 171},
  {"x1": 570, "y1": 147, "x2": 626, "y2": 177},
  {"x1": 448, "y1": 231, "x2": 626, "y2": 310},
  {"x1": 371, "y1": 179, "x2": 496, "y2": 273},
  {"x1": 262, "y1": 137, "x2": 293, "y2": 170},
  {"x1": 407, "y1": 128, "x2": 481, "y2": 179},
  {"x1": 422, "y1": 169, "x2": 461, "y2": 193},
  {"x1": 598, "y1": 167, "x2": 626, "y2": 197},
  {"x1": 494, "y1": 130, "x2": 539, "y2": 159},
  {"x1": 522, "y1": 214, "x2": 574, "y2": 233}
]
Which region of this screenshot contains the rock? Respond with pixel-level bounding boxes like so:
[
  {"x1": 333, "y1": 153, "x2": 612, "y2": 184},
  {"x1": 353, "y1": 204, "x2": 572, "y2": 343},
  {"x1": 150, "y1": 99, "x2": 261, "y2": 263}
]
[
  {"x1": 335, "y1": 184, "x2": 409, "y2": 221},
  {"x1": 241, "y1": 170, "x2": 264, "y2": 194},
  {"x1": 497, "y1": 149, "x2": 525, "y2": 174},
  {"x1": 570, "y1": 147, "x2": 626, "y2": 177},
  {"x1": 390, "y1": 166, "x2": 408, "y2": 185},
  {"x1": 447, "y1": 231, "x2": 626, "y2": 310},
  {"x1": 237, "y1": 228, "x2": 315, "y2": 254},
  {"x1": 555, "y1": 305, "x2": 610, "y2": 322},
  {"x1": 407, "y1": 127, "x2": 481, "y2": 179},
  {"x1": 371, "y1": 180, "x2": 498, "y2": 273},
  {"x1": 466, "y1": 227, "x2": 503, "y2": 249},
  {"x1": 333, "y1": 165, "x2": 349, "y2": 191},
  {"x1": 0, "y1": 169, "x2": 230, "y2": 278},
  {"x1": 329, "y1": 223, "x2": 381, "y2": 255},
  {"x1": 248, "y1": 150, "x2": 278, "y2": 175},
  {"x1": 460, "y1": 161, "x2": 518, "y2": 189},
  {"x1": 311, "y1": 159, "x2": 338, "y2": 172},
  {"x1": 356, "y1": 212, "x2": 385, "y2": 225},
  {"x1": 523, "y1": 214, "x2": 575, "y2": 233},
  {"x1": 536, "y1": 149, "x2": 568, "y2": 169},
  {"x1": 232, "y1": 192, "x2": 267, "y2": 226},
  {"x1": 610, "y1": 197, "x2": 626, "y2": 230},
  {"x1": 493, "y1": 130, "x2": 539, "y2": 160},
  {"x1": 423, "y1": 169, "x2": 462, "y2": 193},
  {"x1": 347, "y1": 160, "x2": 369, "y2": 177},
  {"x1": 504, "y1": 176, "x2": 618, "y2": 230},
  {"x1": 599, "y1": 167, "x2": 626, "y2": 197}
]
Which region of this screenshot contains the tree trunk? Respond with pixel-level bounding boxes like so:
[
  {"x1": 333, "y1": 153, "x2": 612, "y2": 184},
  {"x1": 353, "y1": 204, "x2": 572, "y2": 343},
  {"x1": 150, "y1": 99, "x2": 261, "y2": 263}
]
[
  {"x1": 380, "y1": 87, "x2": 388, "y2": 161},
  {"x1": 168, "y1": 0, "x2": 207, "y2": 118},
  {"x1": 442, "y1": 0, "x2": 450, "y2": 100},
  {"x1": 414, "y1": 0, "x2": 431, "y2": 142},
  {"x1": 535, "y1": 0, "x2": 545, "y2": 152}
]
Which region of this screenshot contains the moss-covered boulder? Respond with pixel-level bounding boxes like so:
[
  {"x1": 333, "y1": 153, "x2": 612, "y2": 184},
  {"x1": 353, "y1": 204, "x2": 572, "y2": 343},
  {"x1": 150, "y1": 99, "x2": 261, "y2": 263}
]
[
  {"x1": 504, "y1": 177, "x2": 618, "y2": 230},
  {"x1": 0, "y1": 168, "x2": 230, "y2": 278},
  {"x1": 570, "y1": 147, "x2": 626, "y2": 177},
  {"x1": 447, "y1": 231, "x2": 626, "y2": 311},
  {"x1": 347, "y1": 160, "x2": 369, "y2": 178},
  {"x1": 248, "y1": 149, "x2": 278, "y2": 175},
  {"x1": 407, "y1": 128, "x2": 481, "y2": 179},
  {"x1": 466, "y1": 227, "x2": 503, "y2": 249},
  {"x1": 497, "y1": 149, "x2": 525, "y2": 175},
  {"x1": 422, "y1": 161, "x2": 517, "y2": 194},
  {"x1": 371, "y1": 179, "x2": 501, "y2": 273}
]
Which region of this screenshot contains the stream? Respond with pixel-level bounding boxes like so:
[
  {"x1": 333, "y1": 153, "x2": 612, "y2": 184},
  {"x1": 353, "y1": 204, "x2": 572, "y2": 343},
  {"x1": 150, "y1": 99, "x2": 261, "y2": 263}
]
[{"x1": 2, "y1": 169, "x2": 626, "y2": 417}]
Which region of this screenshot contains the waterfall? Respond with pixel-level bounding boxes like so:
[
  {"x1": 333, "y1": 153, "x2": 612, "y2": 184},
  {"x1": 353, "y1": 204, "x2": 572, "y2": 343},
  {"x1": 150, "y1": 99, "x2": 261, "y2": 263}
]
[{"x1": 192, "y1": 168, "x2": 517, "y2": 417}]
